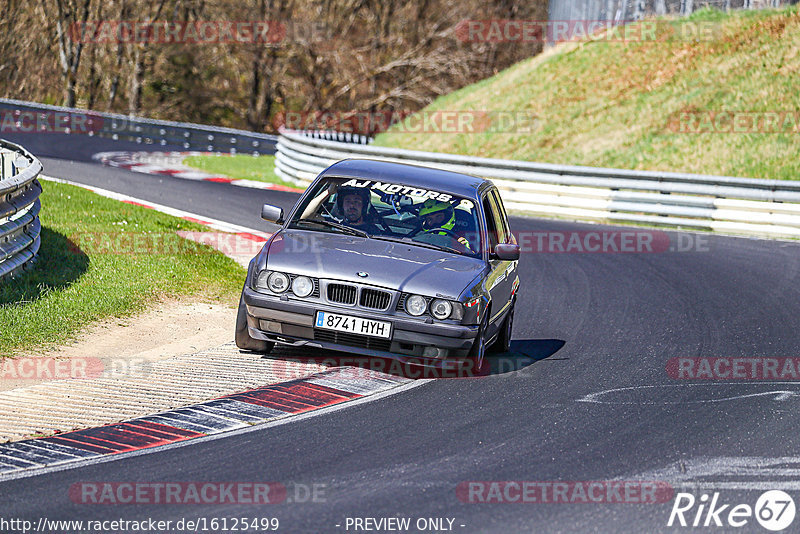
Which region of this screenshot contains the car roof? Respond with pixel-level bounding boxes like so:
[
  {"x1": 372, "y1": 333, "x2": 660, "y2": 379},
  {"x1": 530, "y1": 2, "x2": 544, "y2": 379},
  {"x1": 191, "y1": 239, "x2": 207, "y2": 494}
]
[{"x1": 316, "y1": 159, "x2": 493, "y2": 199}]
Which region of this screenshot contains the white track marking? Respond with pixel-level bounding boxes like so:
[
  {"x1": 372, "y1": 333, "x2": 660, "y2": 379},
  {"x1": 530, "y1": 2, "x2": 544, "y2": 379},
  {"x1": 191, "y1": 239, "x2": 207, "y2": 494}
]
[
  {"x1": 623, "y1": 457, "x2": 800, "y2": 491},
  {"x1": 577, "y1": 383, "x2": 800, "y2": 405}
]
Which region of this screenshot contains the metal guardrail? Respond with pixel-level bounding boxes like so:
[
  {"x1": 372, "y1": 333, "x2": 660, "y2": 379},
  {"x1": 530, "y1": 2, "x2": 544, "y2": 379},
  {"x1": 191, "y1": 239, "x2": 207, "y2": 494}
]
[
  {"x1": 0, "y1": 98, "x2": 278, "y2": 155},
  {"x1": 0, "y1": 139, "x2": 43, "y2": 281},
  {"x1": 276, "y1": 129, "x2": 800, "y2": 239}
]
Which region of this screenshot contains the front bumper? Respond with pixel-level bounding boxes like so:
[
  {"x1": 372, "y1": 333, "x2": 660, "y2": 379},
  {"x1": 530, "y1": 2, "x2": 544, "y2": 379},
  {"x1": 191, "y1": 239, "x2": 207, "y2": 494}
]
[{"x1": 242, "y1": 286, "x2": 478, "y2": 364}]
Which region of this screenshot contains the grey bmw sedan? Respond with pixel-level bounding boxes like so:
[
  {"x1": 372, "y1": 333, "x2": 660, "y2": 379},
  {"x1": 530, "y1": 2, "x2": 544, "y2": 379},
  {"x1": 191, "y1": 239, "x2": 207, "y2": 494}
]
[{"x1": 236, "y1": 159, "x2": 520, "y2": 372}]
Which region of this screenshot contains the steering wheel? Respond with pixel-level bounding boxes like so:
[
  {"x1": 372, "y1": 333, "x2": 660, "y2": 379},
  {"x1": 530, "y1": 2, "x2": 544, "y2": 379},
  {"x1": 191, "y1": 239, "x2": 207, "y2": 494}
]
[
  {"x1": 413, "y1": 226, "x2": 473, "y2": 253},
  {"x1": 422, "y1": 227, "x2": 461, "y2": 239}
]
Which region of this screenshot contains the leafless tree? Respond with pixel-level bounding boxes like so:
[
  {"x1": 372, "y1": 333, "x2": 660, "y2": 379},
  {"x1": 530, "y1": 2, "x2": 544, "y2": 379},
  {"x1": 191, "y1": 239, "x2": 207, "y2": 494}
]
[
  {"x1": 42, "y1": 0, "x2": 93, "y2": 107},
  {"x1": 2, "y1": 0, "x2": 548, "y2": 131}
]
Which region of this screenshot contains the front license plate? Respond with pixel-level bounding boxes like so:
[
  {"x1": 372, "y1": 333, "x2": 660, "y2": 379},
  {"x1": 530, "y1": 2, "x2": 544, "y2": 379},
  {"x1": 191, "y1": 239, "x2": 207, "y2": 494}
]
[{"x1": 315, "y1": 311, "x2": 392, "y2": 339}]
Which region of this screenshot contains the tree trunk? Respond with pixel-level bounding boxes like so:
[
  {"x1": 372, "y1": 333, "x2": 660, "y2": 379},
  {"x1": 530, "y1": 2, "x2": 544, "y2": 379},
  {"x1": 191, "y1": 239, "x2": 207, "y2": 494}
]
[
  {"x1": 128, "y1": 45, "x2": 144, "y2": 115},
  {"x1": 50, "y1": 0, "x2": 92, "y2": 107}
]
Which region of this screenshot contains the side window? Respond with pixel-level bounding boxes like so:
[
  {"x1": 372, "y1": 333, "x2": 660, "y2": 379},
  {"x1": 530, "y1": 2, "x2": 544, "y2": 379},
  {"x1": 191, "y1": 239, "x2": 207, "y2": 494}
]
[
  {"x1": 482, "y1": 194, "x2": 500, "y2": 250},
  {"x1": 488, "y1": 190, "x2": 509, "y2": 244}
]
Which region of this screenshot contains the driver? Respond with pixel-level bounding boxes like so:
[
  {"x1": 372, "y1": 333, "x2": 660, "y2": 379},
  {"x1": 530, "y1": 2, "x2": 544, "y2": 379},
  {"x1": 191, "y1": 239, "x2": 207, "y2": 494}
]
[
  {"x1": 336, "y1": 186, "x2": 380, "y2": 234},
  {"x1": 419, "y1": 199, "x2": 472, "y2": 250}
]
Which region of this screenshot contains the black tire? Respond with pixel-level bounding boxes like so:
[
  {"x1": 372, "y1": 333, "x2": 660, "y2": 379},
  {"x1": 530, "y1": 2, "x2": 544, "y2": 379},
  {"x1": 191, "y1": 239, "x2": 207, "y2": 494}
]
[
  {"x1": 490, "y1": 302, "x2": 514, "y2": 354},
  {"x1": 235, "y1": 294, "x2": 274, "y2": 353},
  {"x1": 465, "y1": 316, "x2": 488, "y2": 376}
]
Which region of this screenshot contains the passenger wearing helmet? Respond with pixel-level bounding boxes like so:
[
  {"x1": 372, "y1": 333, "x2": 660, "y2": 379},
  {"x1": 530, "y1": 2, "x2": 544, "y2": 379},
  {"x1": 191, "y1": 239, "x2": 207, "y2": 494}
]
[
  {"x1": 419, "y1": 198, "x2": 472, "y2": 251},
  {"x1": 336, "y1": 186, "x2": 380, "y2": 234}
]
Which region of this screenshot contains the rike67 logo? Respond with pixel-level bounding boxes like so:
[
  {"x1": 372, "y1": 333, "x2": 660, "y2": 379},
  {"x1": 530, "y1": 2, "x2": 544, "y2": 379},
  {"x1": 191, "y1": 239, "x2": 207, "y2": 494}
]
[{"x1": 668, "y1": 490, "x2": 796, "y2": 531}]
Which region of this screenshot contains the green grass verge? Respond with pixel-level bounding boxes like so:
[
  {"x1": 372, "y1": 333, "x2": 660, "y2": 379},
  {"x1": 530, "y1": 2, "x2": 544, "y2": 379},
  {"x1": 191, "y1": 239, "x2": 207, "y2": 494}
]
[
  {"x1": 0, "y1": 181, "x2": 245, "y2": 356},
  {"x1": 373, "y1": 6, "x2": 800, "y2": 180},
  {"x1": 183, "y1": 154, "x2": 298, "y2": 187}
]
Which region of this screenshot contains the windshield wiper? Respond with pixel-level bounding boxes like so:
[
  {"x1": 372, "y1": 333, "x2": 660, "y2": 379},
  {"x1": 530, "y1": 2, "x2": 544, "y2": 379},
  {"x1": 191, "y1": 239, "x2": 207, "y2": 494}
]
[
  {"x1": 292, "y1": 218, "x2": 369, "y2": 238},
  {"x1": 369, "y1": 234, "x2": 464, "y2": 256}
]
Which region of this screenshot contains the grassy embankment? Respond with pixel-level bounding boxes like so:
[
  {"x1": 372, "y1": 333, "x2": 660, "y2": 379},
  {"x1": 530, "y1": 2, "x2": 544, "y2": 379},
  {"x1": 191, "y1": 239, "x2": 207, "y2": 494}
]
[
  {"x1": 183, "y1": 154, "x2": 298, "y2": 187},
  {"x1": 0, "y1": 181, "x2": 244, "y2": 355},
  {"x1": 373, "y1": 7, "x2": 800, "y2": 180}
]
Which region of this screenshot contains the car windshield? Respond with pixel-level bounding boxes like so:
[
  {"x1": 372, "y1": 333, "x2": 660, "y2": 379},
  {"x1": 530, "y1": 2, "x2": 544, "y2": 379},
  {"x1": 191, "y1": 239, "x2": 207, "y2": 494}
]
[{"x1": 288, "y1": 176, "x2": 482, "y2": 258}]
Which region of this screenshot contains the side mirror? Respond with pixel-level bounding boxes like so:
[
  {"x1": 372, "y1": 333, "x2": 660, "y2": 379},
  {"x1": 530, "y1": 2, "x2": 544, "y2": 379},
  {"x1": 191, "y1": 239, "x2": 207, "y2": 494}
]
[
  {"x1": 494, "y1": 243, "x2": 520, "y2": 261},
  {"x1": 261, "y1": 204, "x2": 284, "y2": 224}
]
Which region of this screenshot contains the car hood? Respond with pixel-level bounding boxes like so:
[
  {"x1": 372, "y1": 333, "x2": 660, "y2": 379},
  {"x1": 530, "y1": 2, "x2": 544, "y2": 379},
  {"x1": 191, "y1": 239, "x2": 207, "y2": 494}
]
[{"x1": 265, "y1": 229, "x2": 485, "y2": 299}]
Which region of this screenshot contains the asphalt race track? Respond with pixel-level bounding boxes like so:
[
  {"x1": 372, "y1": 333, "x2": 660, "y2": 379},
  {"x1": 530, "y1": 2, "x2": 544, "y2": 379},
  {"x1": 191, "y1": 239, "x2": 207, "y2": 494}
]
[{"x1": 3, "y1": 136, "x2": 800, "y2": 533}]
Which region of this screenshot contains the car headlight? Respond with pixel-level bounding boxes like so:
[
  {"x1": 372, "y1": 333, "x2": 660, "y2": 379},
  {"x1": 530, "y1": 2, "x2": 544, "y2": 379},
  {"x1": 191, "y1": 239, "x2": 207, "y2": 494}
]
[
  {"x1": 291, "y1": 276, "x2": 313, "y2": 297},
  {"x1": 267, "y1": 271, "x2": 290, "y2": 293},
  {"x1": 405, "y1": 294, "x2": 427, "y2": 316},
  {"x1": 430, "y1": 299, "x2": 453, "y2": 320},
  {"x1": 255, "y1": 270, "x2": 270, "y2": 290}
]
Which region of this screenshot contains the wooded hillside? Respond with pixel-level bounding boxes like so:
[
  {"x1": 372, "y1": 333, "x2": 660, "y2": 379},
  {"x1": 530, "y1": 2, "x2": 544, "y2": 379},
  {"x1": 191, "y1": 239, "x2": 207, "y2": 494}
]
[{"x1": 0, "y1": 0, "x2": 546, "y2": 132}]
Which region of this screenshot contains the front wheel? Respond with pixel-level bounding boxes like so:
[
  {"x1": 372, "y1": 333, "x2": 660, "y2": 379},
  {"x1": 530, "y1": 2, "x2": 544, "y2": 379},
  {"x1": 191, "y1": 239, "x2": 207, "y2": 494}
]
[{"x1": 235, "y1": 294, "x2": 274, "y2": 353}]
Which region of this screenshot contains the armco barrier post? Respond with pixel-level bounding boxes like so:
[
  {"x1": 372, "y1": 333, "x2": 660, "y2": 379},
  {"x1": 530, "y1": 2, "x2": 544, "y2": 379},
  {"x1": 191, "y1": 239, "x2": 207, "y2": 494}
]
[{"x1": 0, "y1": 149, "x2": 14, "y2": 178}]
